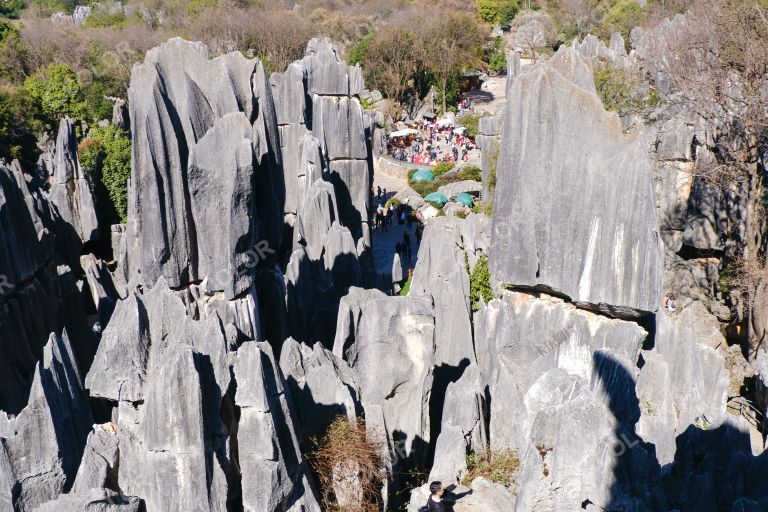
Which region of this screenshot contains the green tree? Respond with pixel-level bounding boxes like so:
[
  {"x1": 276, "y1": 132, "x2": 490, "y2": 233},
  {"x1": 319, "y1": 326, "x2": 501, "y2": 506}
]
[
  {"x1": 477, "y1": 0, "x2": 500, "y2": 23},
  {"x1": 497, "y1": 0, "x2": 519, "y2": 26},
  {"x1": 600, "y1": 0, "x2": 645, "y2": 43},
  {"x1": 348, "y1": 33, "x2": 375, "y2": 66},
  {"x1": 24, "y1": 63, "x2": 87, "y2": 123},
  {"x1": 0, "y1": 86, "x2": 43, "y2": 165},
  {"x1": 0, "y1": 0, "x2": 24, "y2": 19},
  {"x1": 79, "y1": 125, "x2": 131, "y2": 224},
  {"x1": 469, "y1": 254, "x2": 493, "y2": 311},
  {"x1": 421, "y1": 12, "x2": 484, "y2": 114}
]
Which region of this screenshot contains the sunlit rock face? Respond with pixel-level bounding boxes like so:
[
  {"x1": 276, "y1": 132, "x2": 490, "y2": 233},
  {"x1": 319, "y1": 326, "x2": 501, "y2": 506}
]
[{"x1": 489, "y1": 48, "x2": 663, "y2": 317}]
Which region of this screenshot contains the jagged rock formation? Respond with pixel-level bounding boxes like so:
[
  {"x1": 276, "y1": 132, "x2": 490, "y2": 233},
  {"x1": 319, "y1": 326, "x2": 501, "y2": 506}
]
[
  {"x1": 279, "y1": 337, "x2": 361, "y2": 443},
  {"x1": 84, "y1": 279, "x2": 321, "y2": 511},
  {"x1": 333, "y1": 287, "x2": 435, "y2": 504},
  {"x1": 0, "y1": 159, "x2": 97, "y2": 415},
  {"x1": 0, "y1": 332, "x2": 93, "y2": 511},
  {"x1": 273, "y1": 38, "x2": 370, "y2": 345},
  {"x1": 48, "y1": 118, "x2": 99, "y2": 248},
  {"x1": 489, "y1": 48, "x2": 663, "y2": 317}
]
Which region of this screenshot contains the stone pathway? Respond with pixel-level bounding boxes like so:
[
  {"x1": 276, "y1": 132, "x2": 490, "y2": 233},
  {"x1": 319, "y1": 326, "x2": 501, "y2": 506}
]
[{"x1": 371, "y1": 172, "x2": 420, "y2": 279}]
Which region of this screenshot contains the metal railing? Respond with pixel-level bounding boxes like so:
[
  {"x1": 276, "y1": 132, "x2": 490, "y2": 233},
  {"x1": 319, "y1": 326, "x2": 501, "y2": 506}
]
[{"x1": 727, "y1": 395, "x2": 767, "y2": 437}]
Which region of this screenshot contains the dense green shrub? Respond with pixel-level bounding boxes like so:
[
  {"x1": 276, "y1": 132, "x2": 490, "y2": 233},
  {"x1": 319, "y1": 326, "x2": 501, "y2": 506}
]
[
  {"x1": 469, "y1": 253, "x2": 493, "y2": 311},
  {"x1": 600, "y1": 0, "x2": 645, "y2": 44},
  {"x1": 24, "y1": 63, "x2": 87, "y2": 123},
  {"x1": 84, "y1": 9, "x2": 130, "y2": 28},
  {"x1": 0, "y1": 0, "x2": 23, "y2": 18},
  {"x1": 497, "y1": 0, "x2": 519, "y2": 26},
  {"x1": 593, "y1": 61, "x2": 659, "y2": 113},
  {"x1": 457, "y1": 112, "x2": 485, "y2": 139},
  {"x1": 79, "y1": 125, "x2": 131, "y2": 224},
  {"x1": 431, "y1": 162, "x2": 454, "y2": 177},
  {"x1": 458, "y1": 165, "x2": 482, "y2": 181},
  {"x1": 348, "y1": 33, "x2": 375, "y2": 66},
  {"x1": 0, "y1": 86, "x2": 43, "y2": 165},
  {"x1": 471, "y1": 201, "x2": 494, "y2": 216},
  {"x1": 411, "y1": 180, "x2": 439, "y2": 196}
]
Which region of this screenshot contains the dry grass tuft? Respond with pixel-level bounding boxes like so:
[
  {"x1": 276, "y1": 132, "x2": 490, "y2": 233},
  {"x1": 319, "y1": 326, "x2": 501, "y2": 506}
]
[{"x1": 309, "y1": 416, "x2": 385, "y2": 512}]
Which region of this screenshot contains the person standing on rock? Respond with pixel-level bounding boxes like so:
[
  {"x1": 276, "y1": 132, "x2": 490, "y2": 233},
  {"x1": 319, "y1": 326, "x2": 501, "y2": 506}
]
[{"x1": 426, "y1": 479, "x2": 458, "y2": 511}]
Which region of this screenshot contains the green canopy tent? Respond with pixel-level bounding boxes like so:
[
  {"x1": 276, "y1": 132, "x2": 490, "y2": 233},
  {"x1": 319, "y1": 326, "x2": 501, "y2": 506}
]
[
  {"x1": 454, "y1": 192, "x2": 475, "y2": 207},
  {"x1": 411, "y1": 169, "x2": 435, "y2": 183},
  {"x1": 424, "y1": 191, "x2": 448, "y2": 206}
]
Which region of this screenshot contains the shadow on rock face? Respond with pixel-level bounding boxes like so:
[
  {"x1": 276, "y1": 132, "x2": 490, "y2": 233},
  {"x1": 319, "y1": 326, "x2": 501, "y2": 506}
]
[{"x1": 594, "y1": 351, "x2": 768, "y2": 511}]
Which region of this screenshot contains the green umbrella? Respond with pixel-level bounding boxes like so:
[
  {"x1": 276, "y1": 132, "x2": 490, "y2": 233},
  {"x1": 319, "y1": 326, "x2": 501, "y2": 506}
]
[
  {"x1": 454, "y1": 192, "x2": 474, "y2": 207},
  {"x1": 424, "y1": 191, "x2": 448, "y2": 206},
  {"x1": 411, "y1": 169, "x2": 434, "y2": 182}
]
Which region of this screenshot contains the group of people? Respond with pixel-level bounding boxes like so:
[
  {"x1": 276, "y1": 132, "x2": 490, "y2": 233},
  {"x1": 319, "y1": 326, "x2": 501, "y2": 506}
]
[
  {"x1": 388, "y1": 120, "x2": 478, "y2": 165},
  {"x1": 374, "y1": 200, "x2": 419, "y2": 232}
]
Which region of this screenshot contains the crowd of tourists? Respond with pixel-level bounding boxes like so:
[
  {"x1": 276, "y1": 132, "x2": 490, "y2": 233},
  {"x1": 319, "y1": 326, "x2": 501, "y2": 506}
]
[{"x1": 387, "y1": 119, "x2": 478, "y2": 165}]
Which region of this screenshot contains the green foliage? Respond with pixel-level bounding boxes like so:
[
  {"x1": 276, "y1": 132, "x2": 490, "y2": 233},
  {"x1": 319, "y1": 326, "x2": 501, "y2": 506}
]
[
  {"x1": 399, "y1": 275, "x2": 413, "y2": 296},
  {"x1": 24, "y1": 63, "x2": 87, "y2": 123},
  {"x1": 457, "y1": 111, "x2": 489, "y2": 139},
  {"x1": 456, "y1": 209, "x2": 468, "y2": 219},
  {"x1": 593, "y1": 61, "x2": 658, "y2": 113},
  {"x1": 186, "y1": 0, "x2": 218, "y2": 17},
  {"x1": 463, "y1": 449, "x2": 519, "y2": 486},
  {"x1": 434, "y1": 70, "x2": 460, "y2": 114},
  {"x1": 431, "y1": 162, "x2": 454, "y2": 177},
  {"x1": 0, "y1": 86, "x2": 43, "y2": 165},
  {"x1": 600, "y1": 0, "x2": 645, "y2": 44},
  {"x1": 471, "y1": 201, "x2": 494, "y2": 216},
  {"x1": 477, "y1": 0, "x2": 500, "y2": 23},
  {"x1": 0, "y1": 0, "x2": 24, "y2": 18},
  {"x1": 33, "y1": 0, "x2": 78, "y2": 15},
  {"x1": 469, "y1": 253, "x2": 493, "y2": 311},
  {"x1": 488, "y1": 147, "x2": 499, "y2": 192},
  {"x1": 497, "y1": 0, "x2": 519, "y2": 26},
  {"x1": 477, "y1": 0, "x2": 518, "y2": 26},
  {"x1": 411, "y1": 180, "x2": 439, "y2": 196},
  {"x1": 489, "y1": 48, "x2": 507, "y2": 75},
  {"x1": 79, "y1": 125, "x2": 131, "y2": 224},
  {"x1": 407, "y1": 168, "x2": 418, "y2": 182},
  {"x1": 348, "y1": 33, "x2": 375, "y2": 66},
  {"x1": 458, "y1": 165, "x2": 482, "y2": 181},
  {"x1": 84, "y1": 9, "x2": 130, "y2": 28}
]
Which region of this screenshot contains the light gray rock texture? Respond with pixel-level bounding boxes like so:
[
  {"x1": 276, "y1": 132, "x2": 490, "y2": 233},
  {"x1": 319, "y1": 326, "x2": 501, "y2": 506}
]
[
  {"x1": 472, "y1": 290, "x2": 663, "y2": 510},
  {"x1": 333, "y1": 287, "x2": 436, "y2": 474},
  {"x1": 636, "y1": 305, "x2": 729, "y2": 465},
  {"x1": 33, "y1": 488, "x2": 143, "y2": 512},
  {"x1": 0, "y1": 331, "x2": 93, "y2": 512},
  {"x1": 48, "y1": 117, "x2": 99, "y2": 244},
  {"x1": 489, "y1": 48, "x2": 663, "y2": 316},
  {"x1": 72, "y1": 424, "x2": 120, "y2": 494},
  {"x1": 127, "y1": 38, "x2": 282, "y2": 294},
  {"x1": 279, "y1": 338, "x2": 361, "y2": 443},
  {"x1": 234, "y1": 341, "x2": 321, "y2": 512},
  {"x1": 0, "y1": 161, "x2": 97, "y2": 415}
]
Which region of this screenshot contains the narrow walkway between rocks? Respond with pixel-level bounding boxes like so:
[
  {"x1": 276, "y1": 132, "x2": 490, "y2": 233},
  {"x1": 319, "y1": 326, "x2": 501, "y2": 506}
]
[{"x1": 371, "y1": 171, "x2": 420, "y2": 282}]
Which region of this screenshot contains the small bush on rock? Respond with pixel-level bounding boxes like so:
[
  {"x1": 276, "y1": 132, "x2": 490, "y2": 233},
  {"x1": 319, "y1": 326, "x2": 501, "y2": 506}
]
[
  {"x1": 469, "y1": 253, "x2": 494, "y2": 311},
  {"x1": 463, "y1": 448, "x2": 520, "y2": 487}
]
